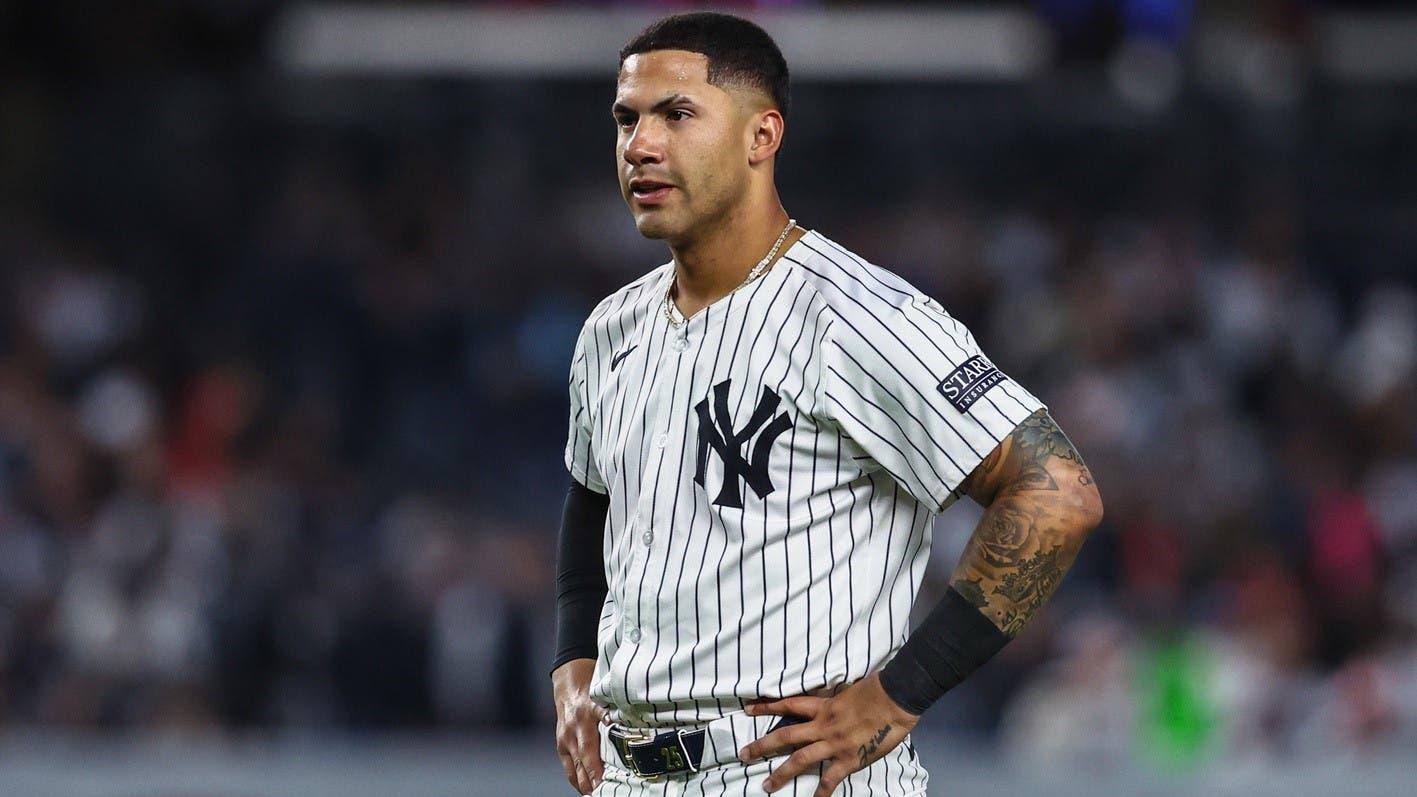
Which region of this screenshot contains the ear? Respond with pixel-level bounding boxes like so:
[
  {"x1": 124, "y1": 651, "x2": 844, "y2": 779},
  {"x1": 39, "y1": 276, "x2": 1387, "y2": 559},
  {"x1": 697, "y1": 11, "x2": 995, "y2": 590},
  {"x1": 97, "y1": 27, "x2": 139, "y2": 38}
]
[{"x1": 746, "y1": 108, "x2": 785, "y2": 166}]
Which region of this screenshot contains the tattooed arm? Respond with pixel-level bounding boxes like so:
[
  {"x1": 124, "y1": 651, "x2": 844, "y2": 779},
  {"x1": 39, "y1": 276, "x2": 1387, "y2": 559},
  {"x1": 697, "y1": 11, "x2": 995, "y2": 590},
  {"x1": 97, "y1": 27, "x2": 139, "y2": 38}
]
[
  {"x1": 739, "y1": 409, "x2": 1101, "y2": 796},
  {"x1": 952, "y1": 408, "x2": 1103, "y2": 636}
]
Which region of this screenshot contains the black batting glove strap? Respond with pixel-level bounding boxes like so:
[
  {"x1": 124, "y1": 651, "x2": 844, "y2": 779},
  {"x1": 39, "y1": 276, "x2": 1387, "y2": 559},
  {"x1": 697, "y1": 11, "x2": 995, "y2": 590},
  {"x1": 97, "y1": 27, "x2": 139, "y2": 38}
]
[
  {"x1": 551, "y1": 477, "x2": 611, "y2": 675},
  {"x1": 879, "y1": 586, "x2": 1011, "y2": 715}
]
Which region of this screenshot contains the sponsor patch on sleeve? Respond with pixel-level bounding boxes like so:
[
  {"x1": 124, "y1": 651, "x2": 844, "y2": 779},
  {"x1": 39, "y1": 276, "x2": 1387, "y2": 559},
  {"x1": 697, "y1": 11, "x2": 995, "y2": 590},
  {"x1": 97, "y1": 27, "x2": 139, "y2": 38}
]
[{"x1": 936, "y1": 355, "x2": 1005, "y2": 413}]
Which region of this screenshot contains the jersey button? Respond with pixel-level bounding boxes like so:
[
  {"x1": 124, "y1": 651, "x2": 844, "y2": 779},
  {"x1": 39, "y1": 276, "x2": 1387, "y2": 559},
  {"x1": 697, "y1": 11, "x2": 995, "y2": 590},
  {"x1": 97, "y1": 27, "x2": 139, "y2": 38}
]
[
  {"x1": 642, "y1": 530, "x2": 654, "y2": 546},
  {"x1": 627, "y1": 627, "x2": 642, "y2": 643},
  {"x1": 653, "y1": 433, "x2": 668, "y2": 448},
  {"x1": 670, "y1": 336, "x2": 689, "y2": 352}
]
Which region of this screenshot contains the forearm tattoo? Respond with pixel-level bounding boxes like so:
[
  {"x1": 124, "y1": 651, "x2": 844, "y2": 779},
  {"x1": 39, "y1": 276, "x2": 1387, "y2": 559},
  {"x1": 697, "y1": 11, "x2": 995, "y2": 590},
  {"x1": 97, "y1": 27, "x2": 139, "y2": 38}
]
[{"x1": 951, "y1": 410, "x2": 1099, "y2": 637}]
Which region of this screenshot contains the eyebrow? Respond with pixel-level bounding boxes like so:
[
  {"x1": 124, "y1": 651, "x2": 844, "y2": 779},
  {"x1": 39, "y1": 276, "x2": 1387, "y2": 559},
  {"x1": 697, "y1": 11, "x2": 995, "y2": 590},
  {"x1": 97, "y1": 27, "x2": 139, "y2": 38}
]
[{"x1": 611, "y1": 94, "x2": 696, "y2": 117}]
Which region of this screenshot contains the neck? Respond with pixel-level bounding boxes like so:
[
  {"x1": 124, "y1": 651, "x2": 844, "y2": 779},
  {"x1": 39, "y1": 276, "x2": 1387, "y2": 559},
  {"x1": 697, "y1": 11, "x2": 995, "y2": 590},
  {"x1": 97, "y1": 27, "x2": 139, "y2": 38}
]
[{"x1": 668, "y1": 199, "x2": 801, "y2": 317}]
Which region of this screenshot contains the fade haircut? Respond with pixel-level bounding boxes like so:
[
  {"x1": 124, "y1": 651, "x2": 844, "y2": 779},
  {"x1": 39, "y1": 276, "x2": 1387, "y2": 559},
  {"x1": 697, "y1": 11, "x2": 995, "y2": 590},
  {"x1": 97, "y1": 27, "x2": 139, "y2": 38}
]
[{"x1": 619, "y1": 12, "x2": 790, "y2": 119}]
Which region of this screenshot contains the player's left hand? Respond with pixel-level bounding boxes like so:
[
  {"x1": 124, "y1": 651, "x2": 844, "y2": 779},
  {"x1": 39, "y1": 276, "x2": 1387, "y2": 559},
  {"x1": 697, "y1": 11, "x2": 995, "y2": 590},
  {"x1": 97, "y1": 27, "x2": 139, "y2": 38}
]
[{"x1": 738, "y1": 672, "x2": 919, "y2": 796}]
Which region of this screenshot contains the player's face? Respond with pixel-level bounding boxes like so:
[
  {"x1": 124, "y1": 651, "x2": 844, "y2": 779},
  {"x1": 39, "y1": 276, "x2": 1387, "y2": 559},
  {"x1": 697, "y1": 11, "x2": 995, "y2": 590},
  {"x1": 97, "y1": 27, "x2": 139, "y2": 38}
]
[{"x1": 613, "y1": 51, "x2": 758, "y2": 242}]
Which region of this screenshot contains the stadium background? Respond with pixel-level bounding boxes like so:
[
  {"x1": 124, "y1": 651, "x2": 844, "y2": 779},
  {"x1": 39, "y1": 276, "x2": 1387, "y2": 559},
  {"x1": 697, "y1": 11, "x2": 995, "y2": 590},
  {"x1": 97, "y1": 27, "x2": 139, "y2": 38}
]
[{"x1": 0, "y1": 1, "x2": 1413, "y2": 795}]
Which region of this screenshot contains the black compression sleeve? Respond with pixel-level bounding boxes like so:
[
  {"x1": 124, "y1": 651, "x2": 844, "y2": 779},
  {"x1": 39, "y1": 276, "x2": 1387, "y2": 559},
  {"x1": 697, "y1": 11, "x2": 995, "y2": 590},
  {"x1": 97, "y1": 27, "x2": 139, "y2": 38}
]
[
  {"x1": 551, "y1": 476, "x2": 611, "y2": 674},
  {"x1": 878, "y1": 586, "x2": 1012, "y2": 715}
]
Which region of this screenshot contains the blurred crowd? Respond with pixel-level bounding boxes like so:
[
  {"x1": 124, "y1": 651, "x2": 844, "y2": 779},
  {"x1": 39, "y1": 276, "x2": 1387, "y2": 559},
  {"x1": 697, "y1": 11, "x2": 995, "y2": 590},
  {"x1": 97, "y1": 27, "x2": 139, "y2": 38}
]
[{"x1": 0, "y1": 0, "x2": 1415, "y2": 778}]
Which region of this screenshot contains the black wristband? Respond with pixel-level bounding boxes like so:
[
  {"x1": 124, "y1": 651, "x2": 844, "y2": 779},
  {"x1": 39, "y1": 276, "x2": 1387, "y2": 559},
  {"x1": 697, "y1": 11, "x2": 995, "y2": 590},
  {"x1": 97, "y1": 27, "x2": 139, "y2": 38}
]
[
  {"x1": 878, "y1": 586, "x2": 1011, "y2": 715},
  {"x1": 550, "y1": 476, "x2": 610, "y2": 674}
]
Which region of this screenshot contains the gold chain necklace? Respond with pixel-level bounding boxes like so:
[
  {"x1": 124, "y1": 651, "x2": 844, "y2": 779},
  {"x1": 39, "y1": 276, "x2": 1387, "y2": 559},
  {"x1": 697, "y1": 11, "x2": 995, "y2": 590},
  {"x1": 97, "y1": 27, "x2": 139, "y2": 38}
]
[{"x1": 663, "y1": 218, "x2": 797, "y2": 329}]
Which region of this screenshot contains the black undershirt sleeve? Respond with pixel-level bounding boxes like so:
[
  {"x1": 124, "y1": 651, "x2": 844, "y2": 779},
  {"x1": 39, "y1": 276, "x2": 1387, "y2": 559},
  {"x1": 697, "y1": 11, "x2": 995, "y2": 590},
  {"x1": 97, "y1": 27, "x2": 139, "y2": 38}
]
[
  {"x1": 550, "y1": 475, "x2": 611, "y2": 674},
  {"x1": 878, "y1": 586, "x2": 1012, "y2": 715}
]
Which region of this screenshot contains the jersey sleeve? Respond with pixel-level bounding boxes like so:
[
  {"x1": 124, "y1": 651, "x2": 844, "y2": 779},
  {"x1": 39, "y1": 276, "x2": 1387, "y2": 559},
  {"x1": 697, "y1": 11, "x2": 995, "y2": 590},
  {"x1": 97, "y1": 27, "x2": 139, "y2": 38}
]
[
  {"x1": 819, "y1": 294, "x2": 1045, "y2": 512},
  {"x1": 565, "y1": 325, "x2": 608, "y2": 495}
]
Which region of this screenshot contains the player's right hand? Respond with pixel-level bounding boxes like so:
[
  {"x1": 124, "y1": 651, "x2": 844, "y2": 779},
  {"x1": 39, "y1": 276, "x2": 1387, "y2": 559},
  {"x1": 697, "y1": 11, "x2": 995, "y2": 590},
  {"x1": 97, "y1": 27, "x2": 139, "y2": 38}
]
[{"x1": 552, "y1": 658, "x2": 607, "y2": 795}]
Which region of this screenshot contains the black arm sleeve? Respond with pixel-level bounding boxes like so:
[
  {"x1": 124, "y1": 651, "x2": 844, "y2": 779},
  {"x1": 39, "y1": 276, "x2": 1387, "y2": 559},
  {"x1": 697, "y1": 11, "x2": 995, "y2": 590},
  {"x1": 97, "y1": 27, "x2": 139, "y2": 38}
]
[
  {"x1": 550, "y1": 475, "x2": 611, "y2": 674},
  {"x1": 878, "y1": 586, "x2": 1012, "y2": 715}
]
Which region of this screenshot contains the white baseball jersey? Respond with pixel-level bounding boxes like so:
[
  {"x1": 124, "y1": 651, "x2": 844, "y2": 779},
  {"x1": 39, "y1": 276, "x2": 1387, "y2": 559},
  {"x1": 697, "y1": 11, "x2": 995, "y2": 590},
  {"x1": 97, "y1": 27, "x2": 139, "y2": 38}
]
[{"x1": 564, "y1": 229, "x2": 1045, "y2": 738}]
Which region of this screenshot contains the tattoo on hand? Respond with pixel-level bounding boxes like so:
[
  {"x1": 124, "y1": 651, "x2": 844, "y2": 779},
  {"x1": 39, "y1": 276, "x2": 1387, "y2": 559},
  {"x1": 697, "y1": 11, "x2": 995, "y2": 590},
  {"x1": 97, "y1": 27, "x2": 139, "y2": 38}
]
[
  {"x1": 950, "y1": 410, "x2": 1099, "y2": 637},
  {"x1": 857, "y1": 724, "x2": 891, "y2": 767}
]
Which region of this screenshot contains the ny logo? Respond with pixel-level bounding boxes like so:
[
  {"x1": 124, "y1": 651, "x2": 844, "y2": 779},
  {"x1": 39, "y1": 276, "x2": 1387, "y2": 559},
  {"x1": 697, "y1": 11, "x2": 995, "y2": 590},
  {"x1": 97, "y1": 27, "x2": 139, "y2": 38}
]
[{"x1": 694, "y1": 379, "x2": 792, "y2": 508}]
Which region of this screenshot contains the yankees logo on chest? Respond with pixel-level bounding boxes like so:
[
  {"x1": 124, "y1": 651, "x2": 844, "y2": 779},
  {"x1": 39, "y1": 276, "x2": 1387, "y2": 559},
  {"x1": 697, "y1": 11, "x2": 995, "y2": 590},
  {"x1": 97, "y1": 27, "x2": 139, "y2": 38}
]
[
  {"x1": 604, "y1": 351, "x2": 797, "y2": 510},
  {"x1": 694, "y1": 378, "x2": 792, "y2": 508}
]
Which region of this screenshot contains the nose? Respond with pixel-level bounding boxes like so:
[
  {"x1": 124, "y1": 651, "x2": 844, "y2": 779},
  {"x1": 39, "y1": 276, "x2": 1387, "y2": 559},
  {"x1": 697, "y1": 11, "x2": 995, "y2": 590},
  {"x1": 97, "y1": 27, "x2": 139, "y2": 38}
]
[{"x1": 623, "y1": 118, "x2": 663, "y2": 168}]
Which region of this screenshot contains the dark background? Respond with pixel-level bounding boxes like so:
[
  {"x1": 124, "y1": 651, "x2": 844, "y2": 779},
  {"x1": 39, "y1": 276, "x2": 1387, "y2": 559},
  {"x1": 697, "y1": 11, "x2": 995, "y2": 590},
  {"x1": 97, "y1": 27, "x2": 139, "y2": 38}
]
[{"x1": 0, "y1": 0, "x2": 1412, "y2": 781}]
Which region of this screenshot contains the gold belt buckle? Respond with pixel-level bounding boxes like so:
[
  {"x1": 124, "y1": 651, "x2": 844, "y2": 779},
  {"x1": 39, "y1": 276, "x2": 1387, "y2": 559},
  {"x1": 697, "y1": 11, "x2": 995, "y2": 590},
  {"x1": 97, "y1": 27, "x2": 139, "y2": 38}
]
[
  {"x1": 614, "y1": 726, "x2": 665, "y2": 782},
  {"x1": 616, "y1": 725, "x2": 699, "y2": 781}
]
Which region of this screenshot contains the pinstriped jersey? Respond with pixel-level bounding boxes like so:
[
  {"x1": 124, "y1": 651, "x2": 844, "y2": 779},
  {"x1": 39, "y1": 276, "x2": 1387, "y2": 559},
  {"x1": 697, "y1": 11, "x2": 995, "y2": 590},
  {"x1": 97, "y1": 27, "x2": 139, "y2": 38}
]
[{"x1": 564, "y1": 229, "x2": 1045, "y2": 732}]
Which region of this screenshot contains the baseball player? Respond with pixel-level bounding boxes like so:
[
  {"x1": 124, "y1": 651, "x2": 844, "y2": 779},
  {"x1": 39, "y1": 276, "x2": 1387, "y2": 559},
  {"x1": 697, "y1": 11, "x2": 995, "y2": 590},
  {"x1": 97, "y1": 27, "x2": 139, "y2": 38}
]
[{"x1": 552, "y1": 12, "x2": 1103, "y2": 797}]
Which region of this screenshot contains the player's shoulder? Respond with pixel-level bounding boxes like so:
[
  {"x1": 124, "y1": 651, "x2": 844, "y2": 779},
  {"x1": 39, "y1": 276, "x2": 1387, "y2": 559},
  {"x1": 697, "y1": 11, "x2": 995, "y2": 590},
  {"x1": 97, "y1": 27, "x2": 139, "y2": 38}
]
[
  {"x1": 581, "y1": 261, "x2": 674, "y2": 334},
  {"x1": 780, "y1": 229, "x2": 936, "y2": 322}
]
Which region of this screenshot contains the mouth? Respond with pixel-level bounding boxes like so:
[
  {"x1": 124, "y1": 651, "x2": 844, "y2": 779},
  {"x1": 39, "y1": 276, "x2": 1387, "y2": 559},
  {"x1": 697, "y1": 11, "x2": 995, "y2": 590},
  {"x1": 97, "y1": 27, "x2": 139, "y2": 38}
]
[{"x1": 629, "y1": 178, "x2": 674, "y2": 205}]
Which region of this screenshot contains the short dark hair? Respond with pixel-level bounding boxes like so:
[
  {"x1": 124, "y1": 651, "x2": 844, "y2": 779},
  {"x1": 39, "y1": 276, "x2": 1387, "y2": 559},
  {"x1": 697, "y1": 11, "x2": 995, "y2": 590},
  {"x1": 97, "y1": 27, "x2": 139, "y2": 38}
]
[{"x1": 619, "y1": 12, "x2": 790, "y2": 119}]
